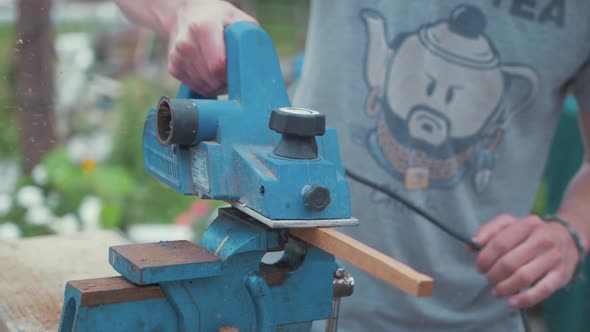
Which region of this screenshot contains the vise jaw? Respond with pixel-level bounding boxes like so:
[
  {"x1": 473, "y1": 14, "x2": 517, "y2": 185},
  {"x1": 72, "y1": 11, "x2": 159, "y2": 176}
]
[{"x1": 142, "y1": 21, "x2": 357, "y2": 228}]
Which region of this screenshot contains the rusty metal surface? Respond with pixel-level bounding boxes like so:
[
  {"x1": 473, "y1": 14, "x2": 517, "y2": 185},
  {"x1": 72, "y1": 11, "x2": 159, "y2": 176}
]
[
  {"x1": 68, "y1": 276, "x2": 165, "y2": 307},
  {"x1": 110, "y1": 240, "x2": 219, "y2": 270}
]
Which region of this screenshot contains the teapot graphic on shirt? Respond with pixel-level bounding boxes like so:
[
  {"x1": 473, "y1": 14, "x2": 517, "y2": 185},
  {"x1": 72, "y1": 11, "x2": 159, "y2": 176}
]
[{"x1": 361, "y1": 5, "x2": 539, "y2": 192}]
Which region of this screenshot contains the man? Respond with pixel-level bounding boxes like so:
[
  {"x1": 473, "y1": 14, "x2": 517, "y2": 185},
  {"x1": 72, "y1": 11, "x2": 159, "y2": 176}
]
[{"x1": 114, "y1": 1, "x2": 590, "y2": 331}]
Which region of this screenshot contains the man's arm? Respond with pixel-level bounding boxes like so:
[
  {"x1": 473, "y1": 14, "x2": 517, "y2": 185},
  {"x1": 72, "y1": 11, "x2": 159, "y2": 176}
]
[
  {"x1": 473, "y1": 111, "x2": 590, "y2": 309},
  {"x1": 113, "y1": 0, "x2": 256, "y2": 94},
  {"x1": 114, "y1": 0, "x2": 181, "y2": 37}
]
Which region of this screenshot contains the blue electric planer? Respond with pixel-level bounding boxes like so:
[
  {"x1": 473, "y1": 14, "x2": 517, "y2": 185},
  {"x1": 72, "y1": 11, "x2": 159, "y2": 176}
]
[{"x1": 142, "y1": 22, "x2": 358, "y2": 228}]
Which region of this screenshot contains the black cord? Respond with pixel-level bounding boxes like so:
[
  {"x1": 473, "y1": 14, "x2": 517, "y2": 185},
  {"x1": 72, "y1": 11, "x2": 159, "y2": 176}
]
[
  {"x1": 344, "y1": 168, "x2": 531, "y2": 332},
  {"x1": 344, "y1": 168, "x2": 482, "y2": 251},
  {"x1": 520, "y1": 309, "x2": 531, "y2": 332}
]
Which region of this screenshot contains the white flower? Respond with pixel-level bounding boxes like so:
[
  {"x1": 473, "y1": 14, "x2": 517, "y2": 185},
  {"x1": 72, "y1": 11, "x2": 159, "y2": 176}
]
[
  {"x1": 92, "y1": 131, "x2": 114, "y2": 162},
  {"x1": 50, "y1": 214, "x2": 79, "y2": 235},
  {"x1": 0, "y1": 222, "x2": 20, "y2": 240},
  {"x1": 0, "y1": 194, "x2": 11, "y2": 216},
  {"x1": 0, "y1": 160, "x2": 19, "y2": 194},
  {"x1": 24, "y1": 205, "x2": 54, "y2": 226},
  {"x1": 31, "y1": 165, "x2": 48, "y2": 186},
  {"x1": 66, "y1": 131, "x2": 113, "y2": 164},
  {"x1": 46, "y1": 191, "x2": 60, "y2": 209},
  {"x1": 16, "y1": 186, "x2": 44, "y2": 208},
  {"x1": 79, "y1": 196, "x2": 102, "y2": 230},
  {"x1": 67, "y1": 136, "x2": 88, "y2": 164}
]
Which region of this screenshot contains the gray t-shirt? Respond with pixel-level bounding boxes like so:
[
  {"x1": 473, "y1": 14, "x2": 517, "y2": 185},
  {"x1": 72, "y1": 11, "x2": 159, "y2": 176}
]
[{"x1": 294, "y1": 1, "x2": 590, "y2": 331}]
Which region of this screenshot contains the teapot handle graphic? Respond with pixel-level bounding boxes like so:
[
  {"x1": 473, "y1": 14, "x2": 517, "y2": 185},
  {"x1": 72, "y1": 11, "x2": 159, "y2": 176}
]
[{"x1": 499, "y1": 65, "x2": 539, "y2": 128}]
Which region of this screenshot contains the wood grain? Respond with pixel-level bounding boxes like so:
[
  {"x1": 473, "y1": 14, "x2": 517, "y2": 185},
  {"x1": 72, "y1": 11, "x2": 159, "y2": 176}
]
[
  {"x1": 68, "y1": 277, "x2": 165, "y2": 307},
  {"x1": 0, "y1": 231, "x2": 128, "y2": 332},
  {"x1": 290, "y1": 228, "x2": 434, "y2": 297}
]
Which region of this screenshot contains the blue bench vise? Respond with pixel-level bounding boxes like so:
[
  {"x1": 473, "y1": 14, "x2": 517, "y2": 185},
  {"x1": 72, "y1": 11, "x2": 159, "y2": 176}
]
[{"x1": 58, "y1": 22, "x2": 433, "y2": 332}]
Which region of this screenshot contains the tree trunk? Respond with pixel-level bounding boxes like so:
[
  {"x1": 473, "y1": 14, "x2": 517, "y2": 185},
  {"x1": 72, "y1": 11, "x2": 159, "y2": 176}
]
[{"x1": 15, "y1": 0, "x2": 56, "y2": 173}]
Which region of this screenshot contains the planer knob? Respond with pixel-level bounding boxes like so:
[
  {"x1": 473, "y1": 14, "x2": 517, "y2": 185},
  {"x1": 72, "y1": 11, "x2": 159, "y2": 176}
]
[{"x1": 269, "y1": 107, "x2": 326, "y2": 159}]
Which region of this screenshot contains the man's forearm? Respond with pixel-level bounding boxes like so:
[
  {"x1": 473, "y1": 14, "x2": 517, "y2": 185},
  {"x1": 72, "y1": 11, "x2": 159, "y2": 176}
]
[
  {"x1": 114, "y1": 0, "x2": 186, "y2": 36},
  {"x1": 557, "y1": 160, "x2": 590, "y2": 255}
]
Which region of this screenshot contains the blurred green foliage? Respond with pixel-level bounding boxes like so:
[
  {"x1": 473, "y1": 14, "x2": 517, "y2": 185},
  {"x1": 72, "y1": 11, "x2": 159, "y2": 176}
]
[
  {"x1": 1, "y1": 76, "x2": 207, "y2": 236},
  {"x1": 531, "y1": 179, "x2": 547, "y2": 216},
  {"x1": 0, "y1": 24, "x2": 18, "y2": 158},
  {"x1": 3, "y1": 146, "x2": 135, "y2": 234},
  {"x1": 43, "y1": 148, "x2": 134, "y2": 229},
  {"x1": 1, "y1": 182, "x2": 51, "y2": 237},
  {"x1": 109, "y1": 76, "x2": 201, "y2": 229},
  {"x1": 250, "y1": 0, "x2": 310, "y2": 56}
]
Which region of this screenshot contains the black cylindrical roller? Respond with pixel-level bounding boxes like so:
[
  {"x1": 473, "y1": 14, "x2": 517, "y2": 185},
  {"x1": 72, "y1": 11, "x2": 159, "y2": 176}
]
[{"x1": 156, "y1": 96, "x2": 199, "y2": 146}]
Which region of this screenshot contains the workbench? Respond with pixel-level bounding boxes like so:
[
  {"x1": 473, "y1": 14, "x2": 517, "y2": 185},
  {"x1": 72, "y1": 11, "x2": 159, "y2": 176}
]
[{"x1": 0, "y1": 231, "x2": 128, "y2": 332}]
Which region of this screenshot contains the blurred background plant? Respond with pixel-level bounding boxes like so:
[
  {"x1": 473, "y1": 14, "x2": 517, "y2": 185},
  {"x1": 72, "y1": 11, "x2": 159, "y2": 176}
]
[{"x1": 0, "y1": 0, "x2": 309, "y2": 241}]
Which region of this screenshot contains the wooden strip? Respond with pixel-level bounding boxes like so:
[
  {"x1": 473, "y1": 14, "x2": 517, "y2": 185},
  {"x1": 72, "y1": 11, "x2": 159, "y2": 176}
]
[
  {"x1": 69, "y1": 277, "x2": 165, "y2": 307},
  {"x1": 290, "y1": 228, "x2": 434, "y2": 297}
]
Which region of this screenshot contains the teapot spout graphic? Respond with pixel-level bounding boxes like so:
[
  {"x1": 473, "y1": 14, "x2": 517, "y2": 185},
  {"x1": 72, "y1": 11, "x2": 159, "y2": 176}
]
[{"x1": 361, "y1": 10, "x2": 393, "y2": 98}]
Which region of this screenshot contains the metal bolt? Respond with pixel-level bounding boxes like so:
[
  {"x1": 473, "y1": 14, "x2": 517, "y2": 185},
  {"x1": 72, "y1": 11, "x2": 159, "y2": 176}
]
[
  {"x1": 327, "y1": 268, "x2": 354, "y2": 332},
  {"x1": 302, "y1": 185, "x2": 331, "y2": 211},
  {"x1": 333, "y1": 269, "x2": 354, "y2": 298}
]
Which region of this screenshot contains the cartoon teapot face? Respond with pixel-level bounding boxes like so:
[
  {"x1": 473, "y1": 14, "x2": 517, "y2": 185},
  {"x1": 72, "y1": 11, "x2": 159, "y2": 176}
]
[{"x1": 362, "y1": 5, "x2": 538, "y2": 147}]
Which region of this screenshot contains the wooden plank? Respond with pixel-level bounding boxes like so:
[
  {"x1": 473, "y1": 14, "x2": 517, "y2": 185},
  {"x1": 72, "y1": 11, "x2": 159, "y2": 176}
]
[
  {"x1": 110, "y1": 241, "x2": 222, "y2": 284},
  {"x1": 111, "y1": 241, "x2": 220, "y2": 270},
  {"x1": 68, "y1": 277, "x2": 164, "y2": 307},
  {"x1": 290, "y1": 228, "x2": 434, "y2": 297},
  {"x1": 0, "y1": 231, "x2": 128, "y2": 332}
]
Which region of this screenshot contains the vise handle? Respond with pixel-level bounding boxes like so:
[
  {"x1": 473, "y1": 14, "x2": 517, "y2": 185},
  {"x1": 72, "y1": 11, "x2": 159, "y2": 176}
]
[{"x1": 290, "y1": 228, "x2": 434, "y2": 297}]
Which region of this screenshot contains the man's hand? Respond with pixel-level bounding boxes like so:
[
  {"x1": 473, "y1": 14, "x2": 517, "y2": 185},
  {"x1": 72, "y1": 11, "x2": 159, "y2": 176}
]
[
  {"x1": 473, "y1": 214, "x2": 580, "y2": 308},
  {"x1": 167, "y1": 1, "x2": 257, "y2": 95},
  {"x1": 114, "y1": 0, "x2": 257, "y2": 95}
]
